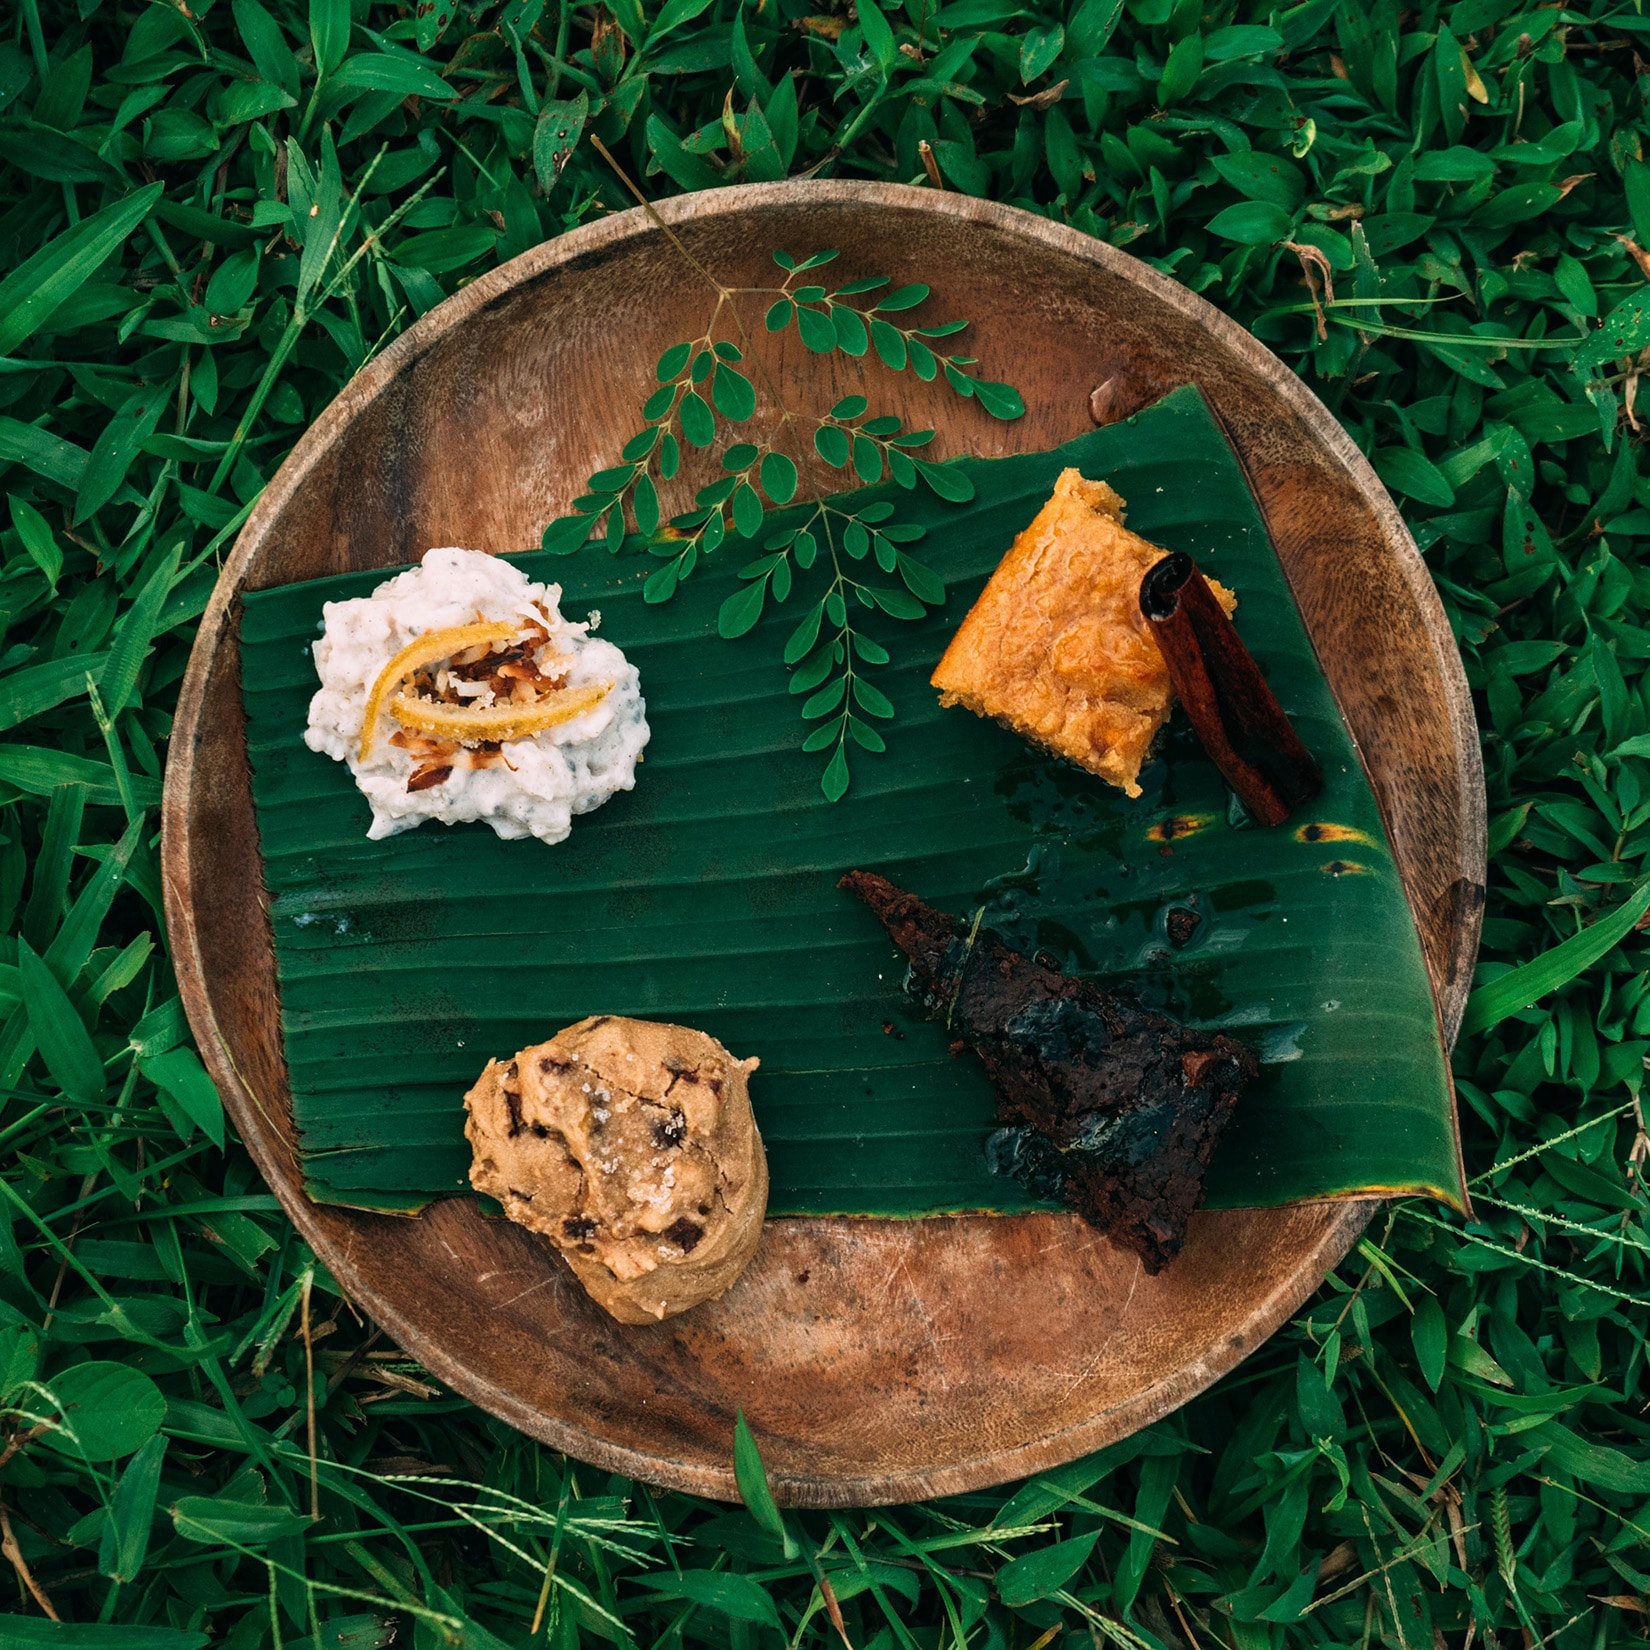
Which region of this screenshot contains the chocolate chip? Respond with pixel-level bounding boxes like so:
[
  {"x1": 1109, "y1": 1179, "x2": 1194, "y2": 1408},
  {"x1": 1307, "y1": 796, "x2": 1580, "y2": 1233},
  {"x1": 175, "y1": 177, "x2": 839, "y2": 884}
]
[
  {"x1": 663, "y1": 1217, "x2": 703, "y2": 1253},
  {"x1": 652, "y1": 1109, "x2": 687, "y2": 1149},
  {"x1": 562, "y1": 1216, "x2": 597, "y2": 1241}
]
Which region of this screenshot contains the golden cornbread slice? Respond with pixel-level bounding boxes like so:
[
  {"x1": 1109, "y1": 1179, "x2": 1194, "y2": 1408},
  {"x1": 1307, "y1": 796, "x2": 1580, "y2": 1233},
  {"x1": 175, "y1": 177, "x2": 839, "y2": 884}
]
[{"x1": 931, "y1": 468, "x2": 1236, "y2": 797}]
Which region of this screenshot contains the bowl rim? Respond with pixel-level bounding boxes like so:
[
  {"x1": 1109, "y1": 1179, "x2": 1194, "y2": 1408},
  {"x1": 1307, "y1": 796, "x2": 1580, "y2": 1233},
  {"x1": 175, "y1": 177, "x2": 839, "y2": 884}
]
[{"x1": 161, "y1": 180, "x2": 1482, "y2": 1504}]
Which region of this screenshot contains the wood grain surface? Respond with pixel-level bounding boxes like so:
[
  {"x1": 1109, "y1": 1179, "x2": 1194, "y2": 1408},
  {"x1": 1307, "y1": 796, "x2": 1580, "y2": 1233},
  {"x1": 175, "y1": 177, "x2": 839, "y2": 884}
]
[{"x1": 161, "y1": 183, "x2": 1485, "y2": 1506}]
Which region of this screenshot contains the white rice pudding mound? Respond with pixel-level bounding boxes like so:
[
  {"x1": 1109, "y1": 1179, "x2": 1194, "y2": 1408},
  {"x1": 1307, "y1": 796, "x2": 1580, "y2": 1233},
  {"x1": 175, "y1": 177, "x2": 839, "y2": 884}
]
[{"x1": 304, "y1": 547, "x2": 649, "y2": 844}]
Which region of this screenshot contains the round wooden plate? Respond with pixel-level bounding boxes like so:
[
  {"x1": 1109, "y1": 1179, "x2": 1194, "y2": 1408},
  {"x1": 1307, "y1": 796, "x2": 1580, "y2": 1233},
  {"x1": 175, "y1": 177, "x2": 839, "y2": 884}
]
[{"x1": 162, "y1": 182, "x2": 1484, "y2": 1507}]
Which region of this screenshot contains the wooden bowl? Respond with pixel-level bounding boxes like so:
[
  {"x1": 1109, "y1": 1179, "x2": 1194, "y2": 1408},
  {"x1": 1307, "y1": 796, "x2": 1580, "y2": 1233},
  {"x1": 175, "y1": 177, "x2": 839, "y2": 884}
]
[{"x1": 162, "y1": 182, "x2": 1484, "y2": 1506}]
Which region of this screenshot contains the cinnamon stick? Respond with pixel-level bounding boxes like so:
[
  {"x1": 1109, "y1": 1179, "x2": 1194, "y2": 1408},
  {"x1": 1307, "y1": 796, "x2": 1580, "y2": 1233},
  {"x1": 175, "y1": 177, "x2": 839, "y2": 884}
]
[{"x1": 1139, "y1": 553, "x2": 1322, "y2": 827}]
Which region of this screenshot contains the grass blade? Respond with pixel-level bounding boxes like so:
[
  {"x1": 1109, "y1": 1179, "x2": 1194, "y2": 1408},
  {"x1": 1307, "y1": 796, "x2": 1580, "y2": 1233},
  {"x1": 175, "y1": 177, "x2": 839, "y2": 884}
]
[
  {"x1": 18, "y1": 936, "x2": 105, "y2": 1105},
  {"x1": 0, "y1": 182, "x2": 163, "y2": 359},
  {"x1": 1460, "y1": 881, "x2": 1650, "y2": 1036},
  {"x1": 733, "y1": 1412, "x2": 798, "y2": 1559}
]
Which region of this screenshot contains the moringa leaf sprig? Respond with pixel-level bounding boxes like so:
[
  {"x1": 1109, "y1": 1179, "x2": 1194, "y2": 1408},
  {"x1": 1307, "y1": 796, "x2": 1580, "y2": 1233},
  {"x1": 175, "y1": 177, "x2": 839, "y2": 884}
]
[{"x1": 541, "y1": 247, "x2": 1024, "y2": 799}]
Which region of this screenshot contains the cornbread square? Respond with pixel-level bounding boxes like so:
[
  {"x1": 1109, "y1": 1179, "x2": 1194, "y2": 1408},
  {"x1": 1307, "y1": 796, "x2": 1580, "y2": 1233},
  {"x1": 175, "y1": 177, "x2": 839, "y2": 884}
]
[{"x1": 931, "y1": 468, "x2": 1236, "y2": 797}]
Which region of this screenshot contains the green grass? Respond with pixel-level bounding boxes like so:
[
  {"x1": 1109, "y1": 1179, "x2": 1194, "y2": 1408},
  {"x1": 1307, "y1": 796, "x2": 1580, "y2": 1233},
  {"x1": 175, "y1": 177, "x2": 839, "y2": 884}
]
[{"x1": 1, "y1": 0, "x2": 1649, "y2": 1644}]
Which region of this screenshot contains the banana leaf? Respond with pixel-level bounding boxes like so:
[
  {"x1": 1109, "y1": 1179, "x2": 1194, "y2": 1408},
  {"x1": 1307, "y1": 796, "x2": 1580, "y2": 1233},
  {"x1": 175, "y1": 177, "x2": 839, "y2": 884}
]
[{"x1": 238, "y1": 386, "x2": 1466, "y2": 1218}]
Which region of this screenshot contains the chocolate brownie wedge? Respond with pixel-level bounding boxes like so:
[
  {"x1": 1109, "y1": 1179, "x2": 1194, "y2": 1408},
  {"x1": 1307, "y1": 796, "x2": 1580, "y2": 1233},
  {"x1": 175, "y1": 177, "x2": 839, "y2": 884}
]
[{"x1": 842, "y1": 870, "x2": 1256, "y2": 1272}]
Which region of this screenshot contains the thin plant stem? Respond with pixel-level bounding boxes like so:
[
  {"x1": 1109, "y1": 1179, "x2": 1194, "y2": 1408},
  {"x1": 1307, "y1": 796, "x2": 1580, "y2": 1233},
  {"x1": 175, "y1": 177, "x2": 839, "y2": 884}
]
[
  {"x1": 550, "y1": 0, "x2": 571, "y2": 97},
  {"x1": 209, "y1": 156, "x2": 433, "y2": 495},
  {"x1": 0, "y1": 1499, "x2": 57, "y2": 1619},
  {"x1": 302, "y1": 1267, "x2": 319, "y2": 1520}
]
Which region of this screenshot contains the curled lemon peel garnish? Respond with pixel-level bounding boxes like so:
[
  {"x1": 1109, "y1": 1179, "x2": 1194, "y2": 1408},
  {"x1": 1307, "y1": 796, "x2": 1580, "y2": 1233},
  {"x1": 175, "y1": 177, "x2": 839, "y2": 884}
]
[
  {"x1": 388, "y1": 683, "x2": 612, "y2": 747},
  {"x1": 359, "y1": 621, "x2": 520, "y2": 760}
]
